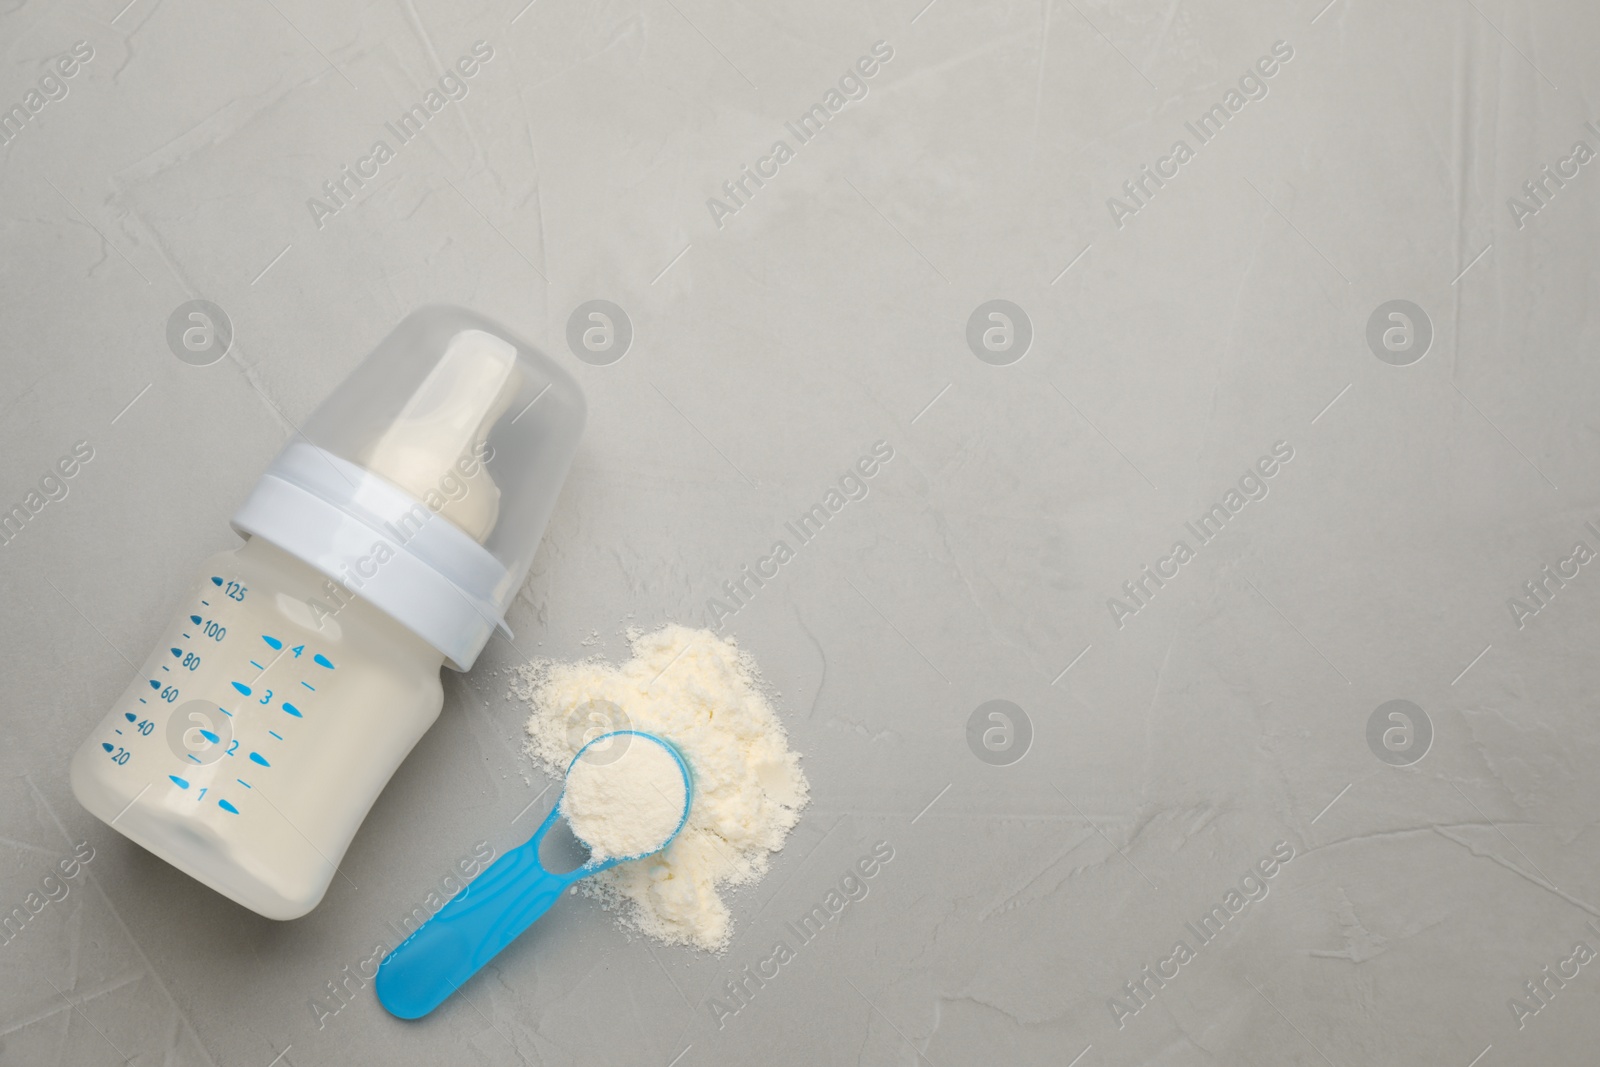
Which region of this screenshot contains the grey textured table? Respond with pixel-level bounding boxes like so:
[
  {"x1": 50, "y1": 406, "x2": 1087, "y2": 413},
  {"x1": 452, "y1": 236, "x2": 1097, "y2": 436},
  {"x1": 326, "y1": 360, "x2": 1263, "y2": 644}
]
[{"x1": 4, "y1": 0, "x2": 1600, "y2": 1064}]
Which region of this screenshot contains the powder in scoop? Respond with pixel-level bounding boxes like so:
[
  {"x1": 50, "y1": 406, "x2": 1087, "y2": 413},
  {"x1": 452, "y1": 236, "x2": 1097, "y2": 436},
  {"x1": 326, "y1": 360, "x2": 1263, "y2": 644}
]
[
  {"x1": 515, "y1": 624, "x2": 808, "y2": 953},
  {"x1": 560, "y1": 737, "x2": 687, "y2": 862}
]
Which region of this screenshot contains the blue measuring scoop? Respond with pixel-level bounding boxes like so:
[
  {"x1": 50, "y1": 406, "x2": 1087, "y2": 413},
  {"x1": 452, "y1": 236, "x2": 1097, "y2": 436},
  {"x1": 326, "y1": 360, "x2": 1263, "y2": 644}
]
[{"x1": 375, "y1": 730, "x2": 692, "y2": 1019}]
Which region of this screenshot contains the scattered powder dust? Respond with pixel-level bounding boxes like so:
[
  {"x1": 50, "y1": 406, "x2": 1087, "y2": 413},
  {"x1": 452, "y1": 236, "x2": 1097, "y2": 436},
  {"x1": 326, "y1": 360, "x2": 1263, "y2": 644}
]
[
  {"x1": 559, "y1": 736, "x2": 687, "y2": 862},
  {"x1": 514, "y1": 624, "x2": 809, "y2": 952}
]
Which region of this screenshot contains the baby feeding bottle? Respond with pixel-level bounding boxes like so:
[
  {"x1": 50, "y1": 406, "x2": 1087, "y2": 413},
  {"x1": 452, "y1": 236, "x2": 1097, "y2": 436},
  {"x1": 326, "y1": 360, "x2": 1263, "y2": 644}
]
[{"x1": 69, "y1": 306, "x2": 585, "y2": 919}]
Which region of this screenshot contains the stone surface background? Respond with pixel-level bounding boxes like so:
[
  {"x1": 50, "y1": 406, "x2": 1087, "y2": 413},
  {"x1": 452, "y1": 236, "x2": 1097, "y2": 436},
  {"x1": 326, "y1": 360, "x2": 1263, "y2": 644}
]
[{"x1": 3, "y1": 0, "x2": 1599, "y2": 1064}]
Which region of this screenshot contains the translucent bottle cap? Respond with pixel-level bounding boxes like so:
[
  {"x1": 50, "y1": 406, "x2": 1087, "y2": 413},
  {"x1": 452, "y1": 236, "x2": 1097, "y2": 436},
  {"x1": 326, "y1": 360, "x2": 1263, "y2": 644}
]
[{"x1": 231, "y1": 307, "x2": 586, "y2": 670}]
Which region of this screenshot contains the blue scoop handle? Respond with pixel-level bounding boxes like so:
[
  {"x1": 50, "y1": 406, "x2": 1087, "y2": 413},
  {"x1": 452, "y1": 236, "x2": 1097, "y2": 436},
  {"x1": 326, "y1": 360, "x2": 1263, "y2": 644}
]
[
  {"x1": 375, "y1": 803, "x2": 595, "y2": 1019},
  {"x1": 375, "y1": 731, "x2": 693, "y2": 1020}
]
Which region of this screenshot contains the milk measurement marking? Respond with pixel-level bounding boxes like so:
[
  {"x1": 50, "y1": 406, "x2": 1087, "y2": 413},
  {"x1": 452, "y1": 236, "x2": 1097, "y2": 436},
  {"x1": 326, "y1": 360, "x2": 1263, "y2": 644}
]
[{"x1": 103, "y1": 574, "x2": 338, "y2": 821}]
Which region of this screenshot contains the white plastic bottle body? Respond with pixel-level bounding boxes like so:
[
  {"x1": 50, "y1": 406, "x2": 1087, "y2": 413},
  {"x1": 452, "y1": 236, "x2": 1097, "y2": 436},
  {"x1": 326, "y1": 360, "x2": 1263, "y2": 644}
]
[{"x1": 69, "y1": 537, "x2": 445, "y2": 919}]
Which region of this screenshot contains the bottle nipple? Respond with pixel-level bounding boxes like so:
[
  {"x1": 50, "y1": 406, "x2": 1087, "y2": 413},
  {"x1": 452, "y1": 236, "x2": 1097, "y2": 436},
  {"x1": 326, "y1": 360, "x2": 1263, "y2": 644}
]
[{"x1": 361, "y1": 329, "x2": 520, "y2": 543}]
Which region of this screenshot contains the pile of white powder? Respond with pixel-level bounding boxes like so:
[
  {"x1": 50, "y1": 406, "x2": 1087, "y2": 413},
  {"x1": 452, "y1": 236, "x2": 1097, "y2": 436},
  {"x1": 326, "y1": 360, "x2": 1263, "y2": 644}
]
[
  {"x1": 560, "y1": 736, "x2": 687, "y2": 862},
  {"x1": 514, "y1": 624, "x2": 809, "y2": 953}
]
